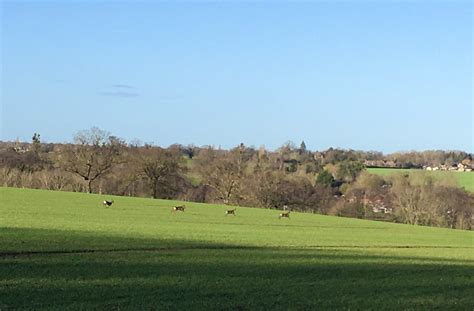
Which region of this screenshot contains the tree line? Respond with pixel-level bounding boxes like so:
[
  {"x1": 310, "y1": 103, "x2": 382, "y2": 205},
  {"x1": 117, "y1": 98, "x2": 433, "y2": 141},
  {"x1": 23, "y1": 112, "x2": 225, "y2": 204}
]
[{"x1": 1, "y1": 128, "x2": 472, "y2": 230}]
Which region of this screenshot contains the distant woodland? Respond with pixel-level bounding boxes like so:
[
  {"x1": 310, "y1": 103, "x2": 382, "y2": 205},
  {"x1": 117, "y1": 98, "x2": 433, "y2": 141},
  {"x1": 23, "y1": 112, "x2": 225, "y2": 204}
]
[{"x1": 1, "y1": 128, "x2": 473, "y2": 230}]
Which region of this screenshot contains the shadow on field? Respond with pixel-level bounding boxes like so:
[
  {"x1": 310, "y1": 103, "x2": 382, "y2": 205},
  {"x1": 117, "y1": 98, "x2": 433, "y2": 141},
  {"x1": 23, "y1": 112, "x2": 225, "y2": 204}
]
[
  {"x1": 1, "y1": 227, "x2": 473, "y2": 310},
  {"x1": 170, "y1": 218, "x2": 393, "y2": 230}
]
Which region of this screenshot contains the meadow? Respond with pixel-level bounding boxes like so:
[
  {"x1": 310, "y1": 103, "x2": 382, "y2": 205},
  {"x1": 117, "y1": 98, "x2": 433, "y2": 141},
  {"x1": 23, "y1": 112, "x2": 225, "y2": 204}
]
[
  {"x1": 1, "y1": 187, "x2": 473, "y2": 309},
  {"x1": 367, "y1": 167, "x2": 474, "y2": 192}
]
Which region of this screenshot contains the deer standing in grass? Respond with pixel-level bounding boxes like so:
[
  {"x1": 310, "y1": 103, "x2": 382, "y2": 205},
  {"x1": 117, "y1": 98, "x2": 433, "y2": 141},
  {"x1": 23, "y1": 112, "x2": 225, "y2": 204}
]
[
  {"x1": 172, "y1": 205, "x2": 186, "y2": 213},
  {"x1": 279, "y1": 211, "x2": 290, "y2": 219},
  {"x1": 103, "y1": 200, "x2": 114, "y2": 208},
  {"x1": 225, "y1": 208, "x2": 236, "y2": 216}
]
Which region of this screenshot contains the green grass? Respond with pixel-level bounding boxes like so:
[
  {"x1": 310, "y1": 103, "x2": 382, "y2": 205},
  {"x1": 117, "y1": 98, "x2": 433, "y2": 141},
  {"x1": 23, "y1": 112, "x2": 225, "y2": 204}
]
[
  {"x1": 1, "y1": 187, "x2": 473, "y2": 309},
  {"x1": 367, "y1": 167, "x2": 474, "y2": 192}
]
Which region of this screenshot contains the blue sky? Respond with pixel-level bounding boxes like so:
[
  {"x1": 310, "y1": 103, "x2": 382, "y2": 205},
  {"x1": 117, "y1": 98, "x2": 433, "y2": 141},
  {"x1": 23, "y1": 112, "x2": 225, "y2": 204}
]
[{"x1": 1, "y1": 1, "x2": 472, "y2": 152}]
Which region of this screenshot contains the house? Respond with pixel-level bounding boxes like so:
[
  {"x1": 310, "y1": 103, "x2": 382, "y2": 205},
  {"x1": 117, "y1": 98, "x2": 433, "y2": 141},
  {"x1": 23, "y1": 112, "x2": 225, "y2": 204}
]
[
  {"x1": 12, "y1": 146, "x2": 29, "y2": 154},
  {"x1": 365, "y1": 193, "x2": 392, "y2": 214},
  {"x1": 372, "y1": 206, "x2": 393, "y2": 214},
  {"x1": 457, "y1": 163, "x2": 468, "y2": 172},
  {"x1": 384, "y1": 160, "x2": 397, "y2": 168}
]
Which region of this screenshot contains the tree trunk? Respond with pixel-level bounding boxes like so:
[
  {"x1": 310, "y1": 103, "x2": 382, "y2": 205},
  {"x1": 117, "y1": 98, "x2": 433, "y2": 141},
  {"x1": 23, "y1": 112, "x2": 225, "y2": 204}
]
[{"x1": 152, "y1": 182, "x2": 158, "y2": 199}]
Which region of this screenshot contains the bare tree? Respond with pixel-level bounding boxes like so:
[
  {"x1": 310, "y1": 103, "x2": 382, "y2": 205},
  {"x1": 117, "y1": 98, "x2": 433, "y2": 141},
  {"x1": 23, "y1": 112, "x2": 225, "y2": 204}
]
[
  {"x1": 249, "y1": 163, "x2": 284, "y2": 208},
  {"x1": 62, "y1": 127, "x2": 125, "y2": 193},
  {"x1": 196, "y1": 144, "x2": 248, "y2": 204},
  {"x1": 389, "y1": 173, "x2": 473, "y2": 228},
  {"x1": 277, "y1": 141, "x2": 296, "y2": 171},
  {"x1": 424, "y1": 186, "x2": 473, "y2": 229},
  {"x1": 138, "y1": 148, "x2": 186, "y2": 199},
  {"x1": 390, "y1": 175, "x2": 426, "y2": 225}
]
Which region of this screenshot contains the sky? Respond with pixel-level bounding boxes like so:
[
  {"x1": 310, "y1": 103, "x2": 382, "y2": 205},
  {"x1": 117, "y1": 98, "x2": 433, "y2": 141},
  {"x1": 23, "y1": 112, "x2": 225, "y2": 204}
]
[{"x1": 1, "y1": 0, "x2": 472, "y2": 153}]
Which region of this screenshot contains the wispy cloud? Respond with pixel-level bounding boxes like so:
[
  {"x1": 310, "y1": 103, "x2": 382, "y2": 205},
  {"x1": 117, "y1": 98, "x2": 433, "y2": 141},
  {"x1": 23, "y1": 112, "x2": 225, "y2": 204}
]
[
  {"x1": 112, "y1": 84, "x2": 134, "y2": 89},
  {"x1": 100, "y1": 91, "x2": 139, "y2": 98},
  {"x1": 99, "y1": 83, "x2": 139, "y2": 98}
]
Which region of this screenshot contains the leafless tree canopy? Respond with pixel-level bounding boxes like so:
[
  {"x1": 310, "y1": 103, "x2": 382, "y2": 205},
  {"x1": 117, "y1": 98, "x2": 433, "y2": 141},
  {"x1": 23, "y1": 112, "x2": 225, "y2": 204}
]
[
  {"x1": 0, "y1": 129, "x2": 472, "y2": 230},
  {"x1": 62, "y1": 127, "x2": 125, "y2": 193}
]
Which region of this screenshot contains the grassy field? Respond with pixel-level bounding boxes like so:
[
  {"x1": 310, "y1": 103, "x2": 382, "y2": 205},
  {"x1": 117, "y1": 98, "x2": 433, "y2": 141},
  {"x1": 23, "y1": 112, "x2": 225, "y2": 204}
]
[
  {"x1": 367, "y1": 167, "x2": 474, "y2": 192},
  {"x1": 1, "y1": 187, "x2": 473, "y2": 309}
]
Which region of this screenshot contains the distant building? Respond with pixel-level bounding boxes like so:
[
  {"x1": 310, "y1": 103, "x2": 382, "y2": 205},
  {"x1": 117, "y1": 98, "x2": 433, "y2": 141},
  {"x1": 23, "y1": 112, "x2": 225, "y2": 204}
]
[
  {"x1": 457, "y1": 163, "x2": 467, "y2": 172},
  {"x1": 372, "y1": 206, "x2": 393, "y2": 214}
]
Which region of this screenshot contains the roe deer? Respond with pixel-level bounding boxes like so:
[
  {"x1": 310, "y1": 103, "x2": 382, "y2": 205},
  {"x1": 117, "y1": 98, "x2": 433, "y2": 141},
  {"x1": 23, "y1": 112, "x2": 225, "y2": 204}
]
[
  {"x1": 225, "y1": 208, "x2": 236, "y2": 216},
  {"x1": 172, "y1": 205, "x2": 186, "y2": 213},
  {"x1": 103, "y1": 200, "x2": 114, "y2": 208}
]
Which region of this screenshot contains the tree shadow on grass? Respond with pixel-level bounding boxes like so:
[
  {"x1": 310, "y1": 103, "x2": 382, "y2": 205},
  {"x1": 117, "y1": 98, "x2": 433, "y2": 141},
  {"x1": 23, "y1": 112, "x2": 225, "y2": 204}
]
[{"x1": 0, "y1": 227, "x2": 473, "y2": 310}]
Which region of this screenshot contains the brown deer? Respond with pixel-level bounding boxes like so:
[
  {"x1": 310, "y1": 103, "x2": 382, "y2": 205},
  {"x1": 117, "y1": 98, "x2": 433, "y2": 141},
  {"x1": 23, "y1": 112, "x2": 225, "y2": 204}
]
[
  {"x1": 279, "y1": 211, "x2": 290, "y2": 219},
  {"x1": 172, "y1": 205, "x2": 186, "y2": 213},
  {"x1": 103, "y1": 200, "x2": 114, "y2": 208},
  {"x1": 225, "y1": 208, "x2": 236, "y2": 216}
]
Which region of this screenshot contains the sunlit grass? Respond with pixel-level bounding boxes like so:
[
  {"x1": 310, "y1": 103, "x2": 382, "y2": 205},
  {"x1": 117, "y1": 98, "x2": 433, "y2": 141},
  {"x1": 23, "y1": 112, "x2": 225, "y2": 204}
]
[
  {"x1": 367, "y1": 167, "x2": 474, "y2": 192},
  {"x1": 1, "y1": 187, "x2": 473, "y2": 309}
]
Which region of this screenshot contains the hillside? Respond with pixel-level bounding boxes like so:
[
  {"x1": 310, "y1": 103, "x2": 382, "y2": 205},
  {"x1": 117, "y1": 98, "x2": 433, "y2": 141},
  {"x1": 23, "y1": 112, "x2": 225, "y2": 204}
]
[
  {"x1": 1, "y1": 187, "x2": 473, "y2": 309},
  {"x1": 367, "y1": 167, "x2": 474, "y2": 192}
]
